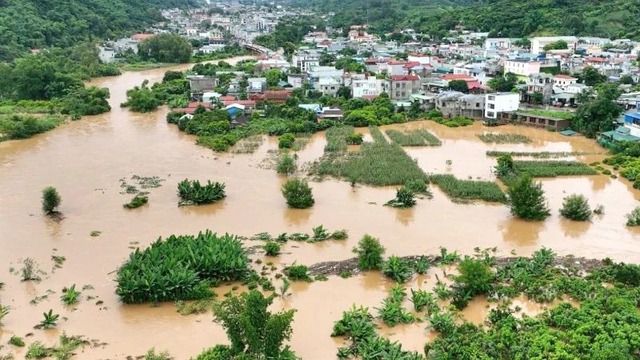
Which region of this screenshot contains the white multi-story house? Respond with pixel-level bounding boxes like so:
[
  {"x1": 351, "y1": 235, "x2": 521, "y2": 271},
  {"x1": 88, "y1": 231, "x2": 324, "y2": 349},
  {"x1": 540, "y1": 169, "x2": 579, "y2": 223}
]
[
  {"x1": 485, "y1": 93, "x2": 520, "y2": 119},
  {"x1": 503, "y1": 59, "x2": 541, "y2": 77},
  {"x1": 552, "y1": 74, "x2": 578, "y2": 90},
  {"x1": 291, "y1": 50, "x2": 320, "y2": 72},
  {"x1": 351, "y1": 76, "x2": 384, "y2": 98},
  {"x1": 485, "y1": 38, "x2": 512, "y2": 50},
  {"x1": 531, "y1": 36, "x2": 578, "y2": 55}
]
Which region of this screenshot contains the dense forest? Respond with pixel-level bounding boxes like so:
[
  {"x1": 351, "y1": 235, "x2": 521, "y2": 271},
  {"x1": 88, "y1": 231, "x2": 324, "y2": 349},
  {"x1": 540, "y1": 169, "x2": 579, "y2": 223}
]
[
  {"x1": 295, "y1": 0, "x2": 640, "y2": 40},
  {"x1": 0, "y1": 0, "x2": 199, "y2": 61}
]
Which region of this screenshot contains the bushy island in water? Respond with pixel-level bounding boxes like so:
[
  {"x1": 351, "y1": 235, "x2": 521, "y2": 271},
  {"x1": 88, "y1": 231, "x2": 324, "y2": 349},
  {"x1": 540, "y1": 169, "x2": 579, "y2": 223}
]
[{"x1": 113, "y1": 228, "x2": 640, "y2": 360}]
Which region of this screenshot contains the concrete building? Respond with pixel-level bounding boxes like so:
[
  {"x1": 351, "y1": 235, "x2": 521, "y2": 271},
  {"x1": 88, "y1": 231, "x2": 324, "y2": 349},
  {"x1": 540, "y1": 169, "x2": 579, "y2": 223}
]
[
  {"x1": 387, "y1": 75, "x2": 420, "y2": 101},
  {"x1": 523, "y1": 73, "x2": 554, "y2": 104},
  {"x1": 352, "y1": 76, "x2": 384, "y2": 98},
  {"x1": 485, "y1": 93, "x2": 520, "y2": 119},
  {"x1": 531, "y1": 36, "x2": 578, "y2": 55},
  {"x1": 436, "y1": 91, "x2": 485, "y2": 119},
  {"x1": 503, "y1": 59, "x2": 541, "y2": 77},
  {"x1": 292, "y1": 50, "x2": 320, "y2": 72},
  {"x1": 485, "y1": 38, "x2": 512, "y2": 50},
  {"x1": 552, "y1": 74, "x2": 578, "y2": 90}
]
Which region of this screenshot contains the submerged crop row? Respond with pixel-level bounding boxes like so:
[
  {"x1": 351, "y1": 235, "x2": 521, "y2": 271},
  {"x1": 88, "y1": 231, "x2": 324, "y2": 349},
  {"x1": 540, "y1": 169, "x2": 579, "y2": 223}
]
[
  {"x1": 385, "y1": 128, "x2": 442, "y2": 146},
  {"x1": 429, "y1": 174, "x2": 507, "y2": 203},
  {"x1": 512, "y1": 160, "x2": 597, "y2": 177},
  {"x1": 486, "y1": 150, "x2": 594, "y2": 159},
  {"x1": 312, "y1": 126, "x2": 428, "y2": 186}
]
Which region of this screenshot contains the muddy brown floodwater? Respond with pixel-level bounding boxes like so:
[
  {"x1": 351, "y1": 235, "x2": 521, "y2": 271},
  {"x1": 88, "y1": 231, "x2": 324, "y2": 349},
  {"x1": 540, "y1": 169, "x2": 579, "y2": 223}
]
[{"x1": 1, "y1": 56, "x2": 640, "y2": 359}]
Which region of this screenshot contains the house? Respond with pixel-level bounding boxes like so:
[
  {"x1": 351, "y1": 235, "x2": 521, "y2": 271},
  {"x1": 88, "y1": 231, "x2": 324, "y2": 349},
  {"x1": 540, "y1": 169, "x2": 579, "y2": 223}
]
[
  {"x1": 435, "y1": 91, "x2": 485, "y2": 119},
  {"x1": 319, "y1": 107, "x2": 344, "y2": 120},
  {"x1": 552, "y1": 74, "x2": 578, "y2": 90},
  {"x1": 387, "y1": 75, "x2": 420, "y2": 101},
  {"x1": 485, "y1": 38, "x2": 512, "y2": 50},
  {"x1": 187, "y1": 75, "x2": 217, "y2": 101},
  {"x1": 222, "y1": 100, "x2": 256, "y2": 111},
  {"x1": 522, "y1": 73, "x2": 554, "y2": 104},
  {"x1": 387, "y1": 60, "x2": 410, "y2": 76},
  {"x1": 247, "y1": 77, "x2": 267, "y2": 93},
  {"x1": 318, "y1": 77, "x2": 341, "y2": 97},
  {"x1": 598, "y1": 126, "x2": 640, "y2": 147},
  {"x1": 531, "y1": 36, "x2": 578, "y2": 55},
  {"x1": 292, "y1": 49, "x2": 320, "y2": 72},
  {"x1": 352, "y1": 75, "x2": 384, "y2": 98},
  {"x1": 485, "y1": 93, "x2": 520, "y2": 119},
  {"x1": 623, "y1": 102, "x2": 640, "y2": 137},
  {"x1": 440, "y1": 74, "x2": 489, "y2": 93},
  {"x1": 503, "y1": 59, "x2": 541, "y2": 77},
  {"x1": 498, "y1": 110, "x2": 571, "y2": 131},
  {"x1": 251, "y1": 90, "x2": 292, "y2": 104},
  {"x1": 172, "y1": 101, "x2": 213, "y2": 115},
  {"x1": 287, "y1": 74, "x2": 306, "y2": 88}
]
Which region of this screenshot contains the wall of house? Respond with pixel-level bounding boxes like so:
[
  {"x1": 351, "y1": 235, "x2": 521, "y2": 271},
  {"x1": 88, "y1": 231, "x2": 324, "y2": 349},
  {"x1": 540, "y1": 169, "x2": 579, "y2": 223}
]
[{"x1": 485, "y1": 93, "x2": 519, "y2": 118}]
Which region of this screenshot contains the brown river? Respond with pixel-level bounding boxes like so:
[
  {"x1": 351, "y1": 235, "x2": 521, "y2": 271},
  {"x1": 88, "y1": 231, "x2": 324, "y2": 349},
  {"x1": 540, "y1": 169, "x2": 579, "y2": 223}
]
[{"x1": 1, "y1": 56, "x2": 640, "y2": 359}]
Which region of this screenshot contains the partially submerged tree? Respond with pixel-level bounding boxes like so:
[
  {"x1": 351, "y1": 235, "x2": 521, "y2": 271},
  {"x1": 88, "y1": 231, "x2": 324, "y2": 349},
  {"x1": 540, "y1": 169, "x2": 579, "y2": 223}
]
[
  {"x1": 559, "y1": 194, "x2": 592, "y2": 221},
  {"x1": 197, "y1": 290, "x2": 297, "y2": 359},
  {"x1": 281, "y1": 178, "x2": 314, "y2": 209},
  {"x1": 42, "y1": 186, "x2": 61, "y2": 215},
  {"x1": 507, "y1": 175, "x2": 550, "y2": 221},
  {"x1": 353, "y1": 234, "x2": 386, "y2": 271}
]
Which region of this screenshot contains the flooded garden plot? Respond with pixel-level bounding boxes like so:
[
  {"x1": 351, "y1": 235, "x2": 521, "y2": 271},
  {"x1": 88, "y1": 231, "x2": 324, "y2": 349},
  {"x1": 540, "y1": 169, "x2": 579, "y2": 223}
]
[{"x1": 1, "y1": 59, "x2": 640, "y2": 359}]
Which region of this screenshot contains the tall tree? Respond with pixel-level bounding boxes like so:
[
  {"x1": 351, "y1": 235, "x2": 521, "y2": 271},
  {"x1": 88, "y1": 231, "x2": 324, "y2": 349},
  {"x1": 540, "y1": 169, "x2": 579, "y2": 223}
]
[
  {"x1": 507, "y1": 175, "x2": 550, "y2": 221},
  {"x1": 572, "y1": 83, "x2": 622, "y2": 138}
]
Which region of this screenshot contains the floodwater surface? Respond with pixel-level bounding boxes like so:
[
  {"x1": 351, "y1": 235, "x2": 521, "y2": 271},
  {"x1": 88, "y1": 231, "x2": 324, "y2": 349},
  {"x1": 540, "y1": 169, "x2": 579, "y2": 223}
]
[{"x1": 1, "y1": 57, "x2": 640, "y2": 359}]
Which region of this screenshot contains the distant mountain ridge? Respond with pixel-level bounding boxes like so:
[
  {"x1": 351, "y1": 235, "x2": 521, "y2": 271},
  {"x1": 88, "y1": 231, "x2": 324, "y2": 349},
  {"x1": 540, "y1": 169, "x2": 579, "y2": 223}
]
[
  {"x1": 0, "y1": 0, "x2": 199, "y2": 61},
  {"x1": 292, "y1": 0, "x2": 640, "y2": 40}
]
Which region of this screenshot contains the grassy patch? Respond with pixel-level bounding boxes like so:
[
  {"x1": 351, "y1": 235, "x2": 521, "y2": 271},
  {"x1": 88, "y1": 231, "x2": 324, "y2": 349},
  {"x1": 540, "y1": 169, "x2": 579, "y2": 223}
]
[
  {"x1": 324, "y1": 126, "x2": 354, "y2": 153},
  {"x1": 313, "y1": 126, "x2": 427, "y2": 186},
  {"x1": 123, "y1": 194, "x2": 148, "y2": 209},
  {"x1": 231, "y1": 135, "x2": 264, "y2": 154},
  {"x1": 477, "y1": 133, "x2": 532, "y2": 144},
  {"x1": 429, "y1": 174, "x2": 507, "y2": 203},
  {"x1": 385, "y1": 128, "x2": 442, "y2": 146},
  {"x1": 513, "y1": 161, "x2": 597, "y2": 177}
]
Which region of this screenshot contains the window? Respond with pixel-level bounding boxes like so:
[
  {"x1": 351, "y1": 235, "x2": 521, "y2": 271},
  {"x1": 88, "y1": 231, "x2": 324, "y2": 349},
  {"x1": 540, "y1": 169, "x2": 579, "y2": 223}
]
[
  {"x1": 401, "y1": 92, "x2": 406, "y2": 97},
  {"x1": 396, "y1": 91, "x2": 400, "y2": 97},
  {"x1": 489, "y1": 104, "x2": 495, "y2": 109},
  {"x1": 488, "y1": 95, "x2": 495, "y2": 100},
  {"x1": 476, "y1": 103, "x2": 480, "y2": 108},
  {"x1": 396, "y1": 83, "x2": 400, "y2": 88},
  {"x1": 487, "y1": 111, "x2": 495, "y2": 117}
]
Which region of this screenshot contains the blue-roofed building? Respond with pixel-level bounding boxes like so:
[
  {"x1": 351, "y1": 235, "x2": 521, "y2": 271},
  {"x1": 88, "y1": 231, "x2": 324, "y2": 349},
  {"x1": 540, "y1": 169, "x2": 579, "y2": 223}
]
[{"x1": 623, "y1": 100, "x2": 640, "y2": 137}]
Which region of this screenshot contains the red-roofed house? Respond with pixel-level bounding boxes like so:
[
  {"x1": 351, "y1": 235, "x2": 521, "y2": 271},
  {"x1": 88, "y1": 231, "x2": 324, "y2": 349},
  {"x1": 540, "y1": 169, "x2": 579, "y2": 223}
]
[
  {"x1": 171, "y1": 102, "x2": 213, "y2": 115},
  {"x1": 131, "y1": 33, "x2": 154, "y2": 41},
  {"x1": 387, "y1": 75, "x2": 420, "y2": 101},
  {"x1": 440, "y1": 74, "x2": 489, "y2": 94},
  {"x1": 251, "y1": 90, "x2": 292, "y2": 104},
  {"x1": 388, "y1": 60, "x2": 409, "y2": 76}
]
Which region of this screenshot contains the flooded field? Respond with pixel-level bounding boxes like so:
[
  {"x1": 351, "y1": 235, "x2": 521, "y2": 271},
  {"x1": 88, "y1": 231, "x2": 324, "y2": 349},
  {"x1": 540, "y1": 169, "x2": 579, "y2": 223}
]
[{"x1": 1, "y1": 57, "x2": 639, "y2": 359}]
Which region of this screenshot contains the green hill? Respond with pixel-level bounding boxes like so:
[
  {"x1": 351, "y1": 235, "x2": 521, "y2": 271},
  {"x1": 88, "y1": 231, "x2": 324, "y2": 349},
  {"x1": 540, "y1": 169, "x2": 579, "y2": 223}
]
[
  {"x1": 0, "y1": 0, "x2": 198, "y2": 61},
  {"x1": 297, "y1": 0, "x2": 640, "y2": 40}
]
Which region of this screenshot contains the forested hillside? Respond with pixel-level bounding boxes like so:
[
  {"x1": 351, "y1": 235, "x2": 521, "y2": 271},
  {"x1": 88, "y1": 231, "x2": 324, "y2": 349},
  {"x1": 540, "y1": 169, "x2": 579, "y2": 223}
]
[
  {"x1": 0, "y1": 0, "x2": 198, "y2": 61},
  {"x1": 298, "y1": 0, "x2": 640, "y2": 40}
]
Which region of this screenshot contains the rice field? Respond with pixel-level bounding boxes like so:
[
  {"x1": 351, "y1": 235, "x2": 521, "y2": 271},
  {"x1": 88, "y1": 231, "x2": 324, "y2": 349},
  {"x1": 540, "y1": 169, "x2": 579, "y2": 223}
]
[
  {"x1": 324, "y1": 126, "x2": 354, "y2": 153},
  {"x1": 312, "y1": 126, "x2": 428, "y2": 186},
  {"x1": 385, "y1": 129, "x2": 442, "y2": 146},
  {"x1": 477, "y1": 133, "x2": 532, "y2": 144},
  {"x1": 428, "y1": 174, "x2": 507, "y2": 203}
]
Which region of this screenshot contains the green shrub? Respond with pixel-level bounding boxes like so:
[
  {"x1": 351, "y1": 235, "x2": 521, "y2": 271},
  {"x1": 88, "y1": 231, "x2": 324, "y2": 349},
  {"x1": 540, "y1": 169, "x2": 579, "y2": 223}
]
[
  {"x1": 116, "y1": 231, "x2": 249, "y2": 303},
  {"x1": 410, "y1": 289, "x2": 438, "y2": 313},
  {"x1": 281, "y1": 178, "x2": 314, "y2": 209},
  {"x1": 404, "y1": 179, "x2": 430, "y2": 194},
  {"x1": 382, "y1": 256, "x2": 413, "y2": 283},
  {"x1": 626, "y1": 206, "x2": 640, "y2": 226},
  {"x1": 0, "y1": 114, "x2": 62, "y2": 140},
  {"x1": 61, "y1": 284, "x2": 81, "y2": 305},
  {"x1": 144, "y1": 348, "x2": 173, "y2": 360},
  {"x1": 123, "y1": 194, "x2": 149, "y2": 209},
  {"x1": 41, "y1": 186, "x2": 61, "y2": 214},
  {"x1": 276, "y1": 154, "x2": 297, "y2": 175},
  {"x1": 278, "y1": 133, "x2": 295, "y2": 149},
  {"x1": 346, "y1": 132, "x2": 364, "y2": 145},
  {"x1": 559, "y1": 194, "x2": 592, "y2": 221},
  {"x1": 377, "y1": 286, "x2": 416, "y2": 327},
  {"x1": 264, "y1": 241, "x2": 281, "y2": 256},
  {"x1": 285, "y1": 264, "x2": 312, "y2": 282},
  {"x1": 177, "y1": 179, "x2": 226, "y2": 206},
  {"x1": 353, "y1": 235, "x2": 386, "y2": 271},
  {"x1": 385, "y1": 186, "x2": 417, "y2": 208},
  {"x1": 9, "y1": 335, "x2": 24, "y2": 347},
  {"x1": 507, "y1": 175, "x2": 550, "y2": 221},
  {"x1": 452, "y1": 258, "x2": 494, "y2": 309}
]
